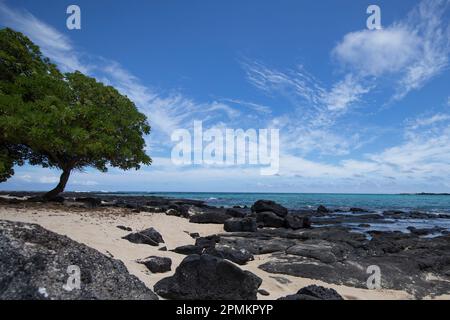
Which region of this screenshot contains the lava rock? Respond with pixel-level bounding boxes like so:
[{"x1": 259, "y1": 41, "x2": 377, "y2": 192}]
[
  {"x1": 138, "y1": 256, "x2": 172, "y2": 273},
  {"x1": 258, "y1": 289, "x2": 270, "y2": 296},
  {"x1": 0, "y1": 220, "x2": 158, "y2": 300},
  {"x1": 117, "y1": 225, "x2": 132, "y2": 232},
  {"x1": 284, "y1": 214, "x2": 311, "y2": 229},
  {"x1": 286, "y1": 243, "x2": 337, "y2": 264},
  {"x1": 154, "y1": 254, "x2": 262, "y2": 300},
  {"x1": 350, "y1": 207, "x2": 368, "y2": 213},
  {"x1": 195, "y1": 235, "x2": 220, "y2": 249},
  {"x1": 317, "y1": 205, "x2": 330, "y2": 214},
  {"x1": 75, "y1": 197, "x2": 102, "y2": 208},
  {"x1": 172, "y1": 245, "x2": 203, "y2": 255},
  {"x1": 189, "y1": 211, "x2": 232, "y2": 224},
  {"x1": 225, "y1": 208, "x2": 248, "y2": 218},
  {"x1": 407, "y1": 226, "x2": 442, "y2": 236},
  {"x1": 251, "y1": 200, "x2": 288, "y2": 218},
  {"x1": 256, "y1": 211, "x2": 285, "y2": 228},
  {"x1": 166, "y1": 209, "x2": 180, "y2": 216},
  {"x1": 205, "y1": 244, "x2": 254, "y2": 265},
  {"x1": 224, "y1": 217, "x2": 257, "y2": 232},
  {"x1": 122, "y1": 228, "x2": 164, "y2": 246},
  {"x1": 278, "y1": 285, "x2": 343, "y2": 300}
]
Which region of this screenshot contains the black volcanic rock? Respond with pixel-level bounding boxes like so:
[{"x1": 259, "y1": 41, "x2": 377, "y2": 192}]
[
  {"x1": 286, "y1": 241, "x2": 337, "y2": 264},
  {"x1": 172, "y1": 245, "x2": 203, "y2": 255},
  {"x1": 258, "y1": 289, "x2": 270, "y2": 296},
  {"x1": 137, "y1": 256, "x2": 172, "y2": 273},
  {"x1": 117, "y1": 225, "x2": 132, "y2": 231},
  {"x1": 350, "y1": 207, "x2": 368, "y2": 213},
  {"x1": 122, "y1": 228, "x2": 164, "y2": 246},
  {"x1": 279, "y1": 285, "x2": 343, "y2": 300},
  {"x1": 284, "y1": 214, "x2": 311, "y2": 229},
  {"x1": 0, "y1": 220, "x2": 157, "y2": 300},
  {"x1": 224, "y1": 217, "x2": 257, "y2": 232},
  {"x1": 225, "y1": 208, "x2": 248, "y2": 218},
  {"x1": 195, "y1": 235, "x2": 220, "y2": 249},
  {"x1": 75, "y1": 197, "x2": 102, "y2": 208},
  {"x1": 154, "y1": 254, "x2": 262, "y2": 300},
  {"x1": 189, "y1": 210, "x2": 232, "y2": 224},
  {"x1": 317, "y1": 205, "x2": 330, "y2": 214},
  {"x1": 256, "y1": 211, "x2": 285, "y2": 228},
  {"x1": 251, "y1": 200, "x2": 288, "y2": 218},
  {"x1": 205, "y1": 244, "x2": 254, "y2": 265}
]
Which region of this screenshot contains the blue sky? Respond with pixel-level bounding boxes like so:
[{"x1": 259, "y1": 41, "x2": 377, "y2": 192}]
[{"x1": 1, "y1": 0, "x2": 450, "y2": 193}]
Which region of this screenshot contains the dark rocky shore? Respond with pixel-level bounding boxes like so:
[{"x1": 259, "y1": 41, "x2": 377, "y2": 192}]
[
  {"x1": 0, "y1": 219, "x2": 158, "y2": 300},
  {"x1": 1, "y1": 191, "x2": 450, "y2": 299}
]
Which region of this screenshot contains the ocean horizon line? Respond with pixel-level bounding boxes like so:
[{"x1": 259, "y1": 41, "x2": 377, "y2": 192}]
[{"x1": 2, "y1": 190, "x2": 450, "y2": 196}]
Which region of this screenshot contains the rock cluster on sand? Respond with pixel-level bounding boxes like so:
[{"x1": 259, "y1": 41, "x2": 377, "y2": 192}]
[
  {"x1": 3, "y1": 192, "x2": 450, "y2": 299},
  {"x1": 172, "y1": 235, "x2": 254, "y2": 265},
  {"x1": 122, "y1": 227, "x2": 164, "y2": 246},
  {"x1": 0, "y1": 220, "x2": 158, "y2": 300},
  {"x1": 219, "y1": 226, "x2": 450, "y2": 298},
  {"x1": 279, "y1": 285, "x2": 343, "y2": 300},
  {"x1": 154, "y1": 254, "x2": 262, "y2": 300}
]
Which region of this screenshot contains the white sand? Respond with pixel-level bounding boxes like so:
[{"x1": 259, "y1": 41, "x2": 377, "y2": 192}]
[{"x1": 0, "y1": 203, "x2": 431, "y2": 300}]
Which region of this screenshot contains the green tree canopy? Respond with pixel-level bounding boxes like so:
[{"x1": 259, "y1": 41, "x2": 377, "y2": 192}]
[
  {"x1": 0, "y1": 28, "x2": 58, "y2": 183},
  {"x1": 0, "y1": 28, "x2": 151, "y2": 198}
]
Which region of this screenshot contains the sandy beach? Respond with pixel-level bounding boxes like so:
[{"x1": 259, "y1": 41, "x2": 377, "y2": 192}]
[{"x1": 0, "y1": 199, "x2": 419, "y2": 300}]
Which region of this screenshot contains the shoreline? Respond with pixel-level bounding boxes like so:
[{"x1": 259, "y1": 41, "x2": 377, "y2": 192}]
[{"x1": 1, "y1": 192, "x2": 449, "y2": 300}]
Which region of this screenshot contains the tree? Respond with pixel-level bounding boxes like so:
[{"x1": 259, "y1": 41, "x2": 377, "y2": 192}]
[
  {"x1": 1, "y1": 28, "x2": 61, "y2": 182},
  {"x1": 0, "y1": 28, "x2": 152, "y2": 198}
]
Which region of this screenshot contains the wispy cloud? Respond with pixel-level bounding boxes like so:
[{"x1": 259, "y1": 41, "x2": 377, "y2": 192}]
[
  {"x1": 323, "y1": 74, "x2": 370, "y2": 111},
  {"x1": 242, "y1": 60, "x2": 372, "y2": 156},
  {"x1": 220, "y1": 98, "x2": 273, "y2": 114},
  {"x1": 333, "y1": 0, "x2": 450, "y2": 101},
  {"x1": 406, "y1": 113, "x2": 450, "y2": 130}
]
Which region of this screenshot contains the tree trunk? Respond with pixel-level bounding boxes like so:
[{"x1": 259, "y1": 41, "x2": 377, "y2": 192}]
[{"x1": 43, "y1": 168, "x2": 71, "y2": 200}]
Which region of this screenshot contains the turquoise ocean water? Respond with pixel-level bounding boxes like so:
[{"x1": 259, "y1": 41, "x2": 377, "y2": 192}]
[
  {"x1": 95, "y1": 192, "x2": 450, "y2": 234},
  {"x1": 99, "y1": 192, "x2": 450, "y2": 214}
]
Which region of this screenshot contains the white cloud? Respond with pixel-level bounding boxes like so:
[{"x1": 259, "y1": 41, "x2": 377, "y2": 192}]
[
  {"x1": 333, "y1": 0, "x2": 450, "y2": 101},
  {"x1": 18, "y1": 174, "x2": 32, "y2": 182},
  {"x1": 333, "y1": 27, "x2": 420, "y2": 77},
  {"x1": 39, "y1": 176, "x2": 60, "y2": 184},
  {"x1": 71, "y1": 180, "x2": 99, "y2": 186}
]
